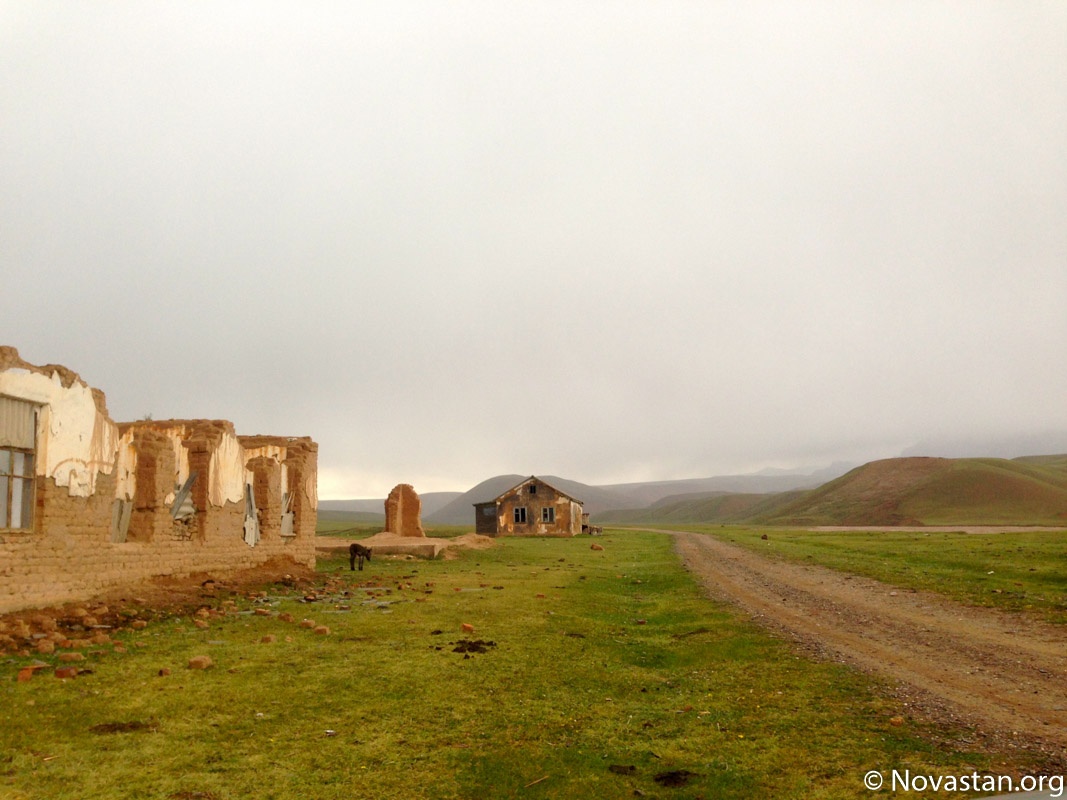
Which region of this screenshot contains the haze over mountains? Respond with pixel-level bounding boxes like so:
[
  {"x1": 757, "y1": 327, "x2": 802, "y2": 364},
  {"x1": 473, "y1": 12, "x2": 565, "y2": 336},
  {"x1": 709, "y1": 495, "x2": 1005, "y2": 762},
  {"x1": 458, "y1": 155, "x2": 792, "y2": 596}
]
[
  {"x1": 320, "y1": 463, "x2": 856, "y2": 525},
  {"x1": 319, "y1": 455, "x2": 1067, "y2": 528}
]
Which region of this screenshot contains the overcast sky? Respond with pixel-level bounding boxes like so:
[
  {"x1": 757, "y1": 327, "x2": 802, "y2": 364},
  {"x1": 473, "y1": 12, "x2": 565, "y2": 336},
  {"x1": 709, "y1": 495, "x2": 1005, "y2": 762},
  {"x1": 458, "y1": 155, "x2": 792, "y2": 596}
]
[{"x1": 2, "y1": 2, "x2": 1065, "y2": 498}]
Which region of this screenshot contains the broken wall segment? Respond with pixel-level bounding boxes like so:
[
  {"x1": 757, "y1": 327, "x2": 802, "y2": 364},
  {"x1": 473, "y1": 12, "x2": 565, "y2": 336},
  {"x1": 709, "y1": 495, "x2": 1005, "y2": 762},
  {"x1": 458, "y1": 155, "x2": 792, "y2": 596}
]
[
  {"x1": 384, "y1": 483, "x2": 424, "y2": 538},
  {"x1": 0, "y1": 346, "x2": 319, "y2": 614}
]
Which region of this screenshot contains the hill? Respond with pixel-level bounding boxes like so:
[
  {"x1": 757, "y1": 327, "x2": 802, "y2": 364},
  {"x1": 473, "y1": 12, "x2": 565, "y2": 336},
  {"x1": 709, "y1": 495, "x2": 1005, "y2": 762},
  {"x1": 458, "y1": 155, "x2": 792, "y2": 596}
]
[
  {"x1": 755, "y1": 456, "x2": 1067, "y2": 526},
  {"x1": 596, "y1": 490, "x2": 805, "y2": 525}
]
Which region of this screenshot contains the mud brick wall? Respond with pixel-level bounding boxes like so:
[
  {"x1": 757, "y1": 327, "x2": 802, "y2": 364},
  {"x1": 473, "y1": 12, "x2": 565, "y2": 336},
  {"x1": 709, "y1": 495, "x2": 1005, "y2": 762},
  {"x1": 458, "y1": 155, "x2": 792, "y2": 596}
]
[
  {"x1": 1, "y1": 350, "x2": 319, "y2": 615},
  {"x1": 0, "y1": 473, "x2": 316, "y2": 614},
  {"x1": 248, "y1": 456, "x2": 283, "y2": 541}
]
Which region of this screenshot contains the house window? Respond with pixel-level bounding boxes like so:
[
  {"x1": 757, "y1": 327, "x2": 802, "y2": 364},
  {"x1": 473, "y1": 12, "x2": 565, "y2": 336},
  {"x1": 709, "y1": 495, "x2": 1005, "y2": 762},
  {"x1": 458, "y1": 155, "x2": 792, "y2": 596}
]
[
  {"x1": 513, "y1": 507, "x2": 527, "y2": 524},
  {"x1": 0, "y1": 397, "x2": 38, "y2": 531},
  {"x1": 528, "y1": 484, "x2": 537, "y2": 495},
  {"x1": 542, "y1": 507, "x2": 555, "y2": 523},
  {"x1": 0, "y1": 448, "x2": 35, "y2": 530}
]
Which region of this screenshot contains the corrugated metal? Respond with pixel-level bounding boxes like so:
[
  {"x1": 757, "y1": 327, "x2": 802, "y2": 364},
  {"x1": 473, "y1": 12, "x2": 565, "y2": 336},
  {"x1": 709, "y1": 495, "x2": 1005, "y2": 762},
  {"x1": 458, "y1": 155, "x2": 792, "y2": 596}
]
[{"x1": 0, "y1": 396, "x2": 37, "y2": 449}]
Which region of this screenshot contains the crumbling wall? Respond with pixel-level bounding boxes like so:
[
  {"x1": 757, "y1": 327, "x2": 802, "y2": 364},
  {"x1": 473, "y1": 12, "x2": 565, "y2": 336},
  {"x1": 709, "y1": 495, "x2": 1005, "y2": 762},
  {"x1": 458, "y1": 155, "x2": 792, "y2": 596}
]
[
  {"x1": 384, "y1": 483, "x2": 425, "y2": 537},
  {"x1": 0, "y1": 346, "x2": 118, "y2": 497},
  {"x1": 0, "y1": 347, "x2": 318, "y2": 614}
]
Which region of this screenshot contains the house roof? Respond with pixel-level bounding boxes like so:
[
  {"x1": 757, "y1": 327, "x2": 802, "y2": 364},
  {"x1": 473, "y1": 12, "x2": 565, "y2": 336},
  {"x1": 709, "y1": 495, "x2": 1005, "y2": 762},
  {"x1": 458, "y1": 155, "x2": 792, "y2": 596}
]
[{"x1": 488, "y1": 475, "x2": 583, "y2": 506}]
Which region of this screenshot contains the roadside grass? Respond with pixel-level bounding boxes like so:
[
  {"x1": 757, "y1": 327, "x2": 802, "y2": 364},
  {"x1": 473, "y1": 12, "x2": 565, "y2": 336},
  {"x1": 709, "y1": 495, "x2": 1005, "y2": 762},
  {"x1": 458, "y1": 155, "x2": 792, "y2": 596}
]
[
  {"x1": 665, "y1": 525, "x2": 1067, "y2": 624},
  {"x1": 0, "y1": 532, "x2": 1047, "y2": 799}
]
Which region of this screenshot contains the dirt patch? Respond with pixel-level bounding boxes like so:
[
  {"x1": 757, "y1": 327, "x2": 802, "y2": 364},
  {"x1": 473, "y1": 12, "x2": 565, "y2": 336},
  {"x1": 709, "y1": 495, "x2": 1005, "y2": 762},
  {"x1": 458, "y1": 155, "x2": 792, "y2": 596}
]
[
  {"x1": 450, "y1": 639, "x2": 497, "y2": 654},
  {"x1": 0, "y1": 557, "x2": 317, "y2": 655},
  {"x1": 669, "y1": 531, "x2": 1067, "y2": 764},
  {"x1": 447, "y1": 533, "x2": 496, "y2": 550}
]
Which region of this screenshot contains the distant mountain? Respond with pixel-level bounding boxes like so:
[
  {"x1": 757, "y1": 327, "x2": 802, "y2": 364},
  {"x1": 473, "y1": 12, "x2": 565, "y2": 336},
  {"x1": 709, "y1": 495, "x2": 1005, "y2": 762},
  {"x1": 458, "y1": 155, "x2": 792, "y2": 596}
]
[
  {"x1": 597, "y1": 462, "x2": 854, "y2": 508},
  {"x1": 755, "y1": 455, "x2": 1067, "y2": 526},
  {"x1": 322, "y1": 456, "x2": 1067, "y2": 529},
  {"x1": 422, "y1": 475, "x2": 525, "y2": 525},
  {"x1": 319, "y1": 491, "x2": 463, "y2": 518}
]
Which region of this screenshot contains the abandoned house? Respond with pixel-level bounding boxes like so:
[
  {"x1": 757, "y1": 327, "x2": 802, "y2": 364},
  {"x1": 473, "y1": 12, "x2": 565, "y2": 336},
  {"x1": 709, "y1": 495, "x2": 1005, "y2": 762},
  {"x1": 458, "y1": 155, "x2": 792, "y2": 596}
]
[
  {"x1": 473, "y1": 476, "x2": 584, "y2": 537},
  {"x1": 0, "y1": 346, "x2": 318, "y2": 614}
]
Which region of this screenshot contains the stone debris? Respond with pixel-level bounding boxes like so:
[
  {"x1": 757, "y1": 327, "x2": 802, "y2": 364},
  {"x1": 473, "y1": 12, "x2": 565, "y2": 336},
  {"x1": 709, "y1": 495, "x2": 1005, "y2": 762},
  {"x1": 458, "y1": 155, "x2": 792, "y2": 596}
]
[{"x1": 187, "y1": 655, "x2": 213, "y2": 670}]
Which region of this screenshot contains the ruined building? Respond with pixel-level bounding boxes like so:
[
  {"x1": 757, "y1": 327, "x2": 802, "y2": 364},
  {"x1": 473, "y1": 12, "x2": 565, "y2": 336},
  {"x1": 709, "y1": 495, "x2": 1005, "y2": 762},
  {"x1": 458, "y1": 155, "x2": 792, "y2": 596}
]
[
  {"x1": 474, "y1": 476, "x2": 584, "y2": 536},
  {"x1": 0, "y1": 347, "x2": 318, "y2": 613}
]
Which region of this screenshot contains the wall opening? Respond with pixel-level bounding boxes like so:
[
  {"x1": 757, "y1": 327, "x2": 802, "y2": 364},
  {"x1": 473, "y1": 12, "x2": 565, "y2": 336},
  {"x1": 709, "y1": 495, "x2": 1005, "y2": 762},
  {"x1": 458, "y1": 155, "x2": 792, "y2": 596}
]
[{"x1": 0, "y1": 396, "x2": 38, "y2": 531}]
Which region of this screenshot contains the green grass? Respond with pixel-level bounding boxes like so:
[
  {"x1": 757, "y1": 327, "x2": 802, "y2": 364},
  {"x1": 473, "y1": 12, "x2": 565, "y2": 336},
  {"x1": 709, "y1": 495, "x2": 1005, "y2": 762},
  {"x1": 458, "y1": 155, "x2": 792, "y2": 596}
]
[
  {"x1": 0, "y1": 532, "x2": 1049, "y2": 799},
  {"x1": 315, "y1": 513, "x2": 471, "y2": 540},
  {"x1": 665, "y1": 525, "x2": 1067, "y2": 623}
]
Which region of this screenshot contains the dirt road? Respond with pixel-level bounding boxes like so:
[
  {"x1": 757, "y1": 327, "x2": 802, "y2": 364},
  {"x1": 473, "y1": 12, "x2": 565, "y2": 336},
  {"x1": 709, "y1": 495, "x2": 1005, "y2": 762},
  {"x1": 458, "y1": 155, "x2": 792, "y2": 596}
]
[{"x1": 669, "y1": 531, "x2": 1067, "y2": 760}]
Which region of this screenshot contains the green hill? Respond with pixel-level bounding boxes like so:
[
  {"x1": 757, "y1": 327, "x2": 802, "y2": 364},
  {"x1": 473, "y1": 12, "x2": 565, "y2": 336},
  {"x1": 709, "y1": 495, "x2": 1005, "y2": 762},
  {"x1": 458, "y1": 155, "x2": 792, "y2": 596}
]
[
  {"x1": 756, "y1": 456, "x2": 1067, "y2": 526},
  {"x1": 596, "y1": 491, "x2": 804, "y2": 525},
  {"x1": 593, "y1": 455, "x2": 1067, "y2": 526}
]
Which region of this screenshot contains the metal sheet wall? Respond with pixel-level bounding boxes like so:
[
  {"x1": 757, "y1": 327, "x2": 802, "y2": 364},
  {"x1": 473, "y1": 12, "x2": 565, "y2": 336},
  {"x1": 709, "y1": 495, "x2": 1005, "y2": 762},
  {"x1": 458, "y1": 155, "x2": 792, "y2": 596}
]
[{"x1": 0, "y1": 396, "x2": 37, "y2": 449}]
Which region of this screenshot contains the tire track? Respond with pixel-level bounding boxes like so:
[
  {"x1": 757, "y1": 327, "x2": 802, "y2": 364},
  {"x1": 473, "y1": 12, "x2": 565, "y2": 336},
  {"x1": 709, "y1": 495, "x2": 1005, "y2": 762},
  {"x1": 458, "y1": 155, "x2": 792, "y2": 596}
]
[{"x1": 667, "y1": 530, "x2": 1067, "y2": 758}]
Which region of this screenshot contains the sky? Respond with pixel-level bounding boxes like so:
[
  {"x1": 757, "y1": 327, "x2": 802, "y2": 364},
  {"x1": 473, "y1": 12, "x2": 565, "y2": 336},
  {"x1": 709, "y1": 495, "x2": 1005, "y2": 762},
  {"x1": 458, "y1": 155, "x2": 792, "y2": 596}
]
[{"x1": 2, "y1": 2, "x2": 1065, "y2": 499}]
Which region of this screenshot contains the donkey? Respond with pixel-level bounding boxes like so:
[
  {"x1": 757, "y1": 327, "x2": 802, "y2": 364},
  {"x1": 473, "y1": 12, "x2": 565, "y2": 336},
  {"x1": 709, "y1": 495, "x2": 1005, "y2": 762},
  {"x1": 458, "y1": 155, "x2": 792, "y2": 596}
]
[{"x1": 349, "y1": 542, "x2": 372, "y2": 571}]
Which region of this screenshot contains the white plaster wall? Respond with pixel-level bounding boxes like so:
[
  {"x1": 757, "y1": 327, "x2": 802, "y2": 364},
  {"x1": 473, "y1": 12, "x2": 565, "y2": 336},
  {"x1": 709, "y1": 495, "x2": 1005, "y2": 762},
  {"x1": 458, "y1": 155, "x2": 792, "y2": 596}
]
[
  {"x1": 114, "y1": 425, "x2": 251, "y2": 509},
  {"x1": 0, "y1": 368, "x2": 118, "y2": 497},
  {"x1": 114, "y1": 430, "x2": 138, "y2": 501},
  {"x1": 209, "y1": 431, "x2": 246, "y2": 507}
]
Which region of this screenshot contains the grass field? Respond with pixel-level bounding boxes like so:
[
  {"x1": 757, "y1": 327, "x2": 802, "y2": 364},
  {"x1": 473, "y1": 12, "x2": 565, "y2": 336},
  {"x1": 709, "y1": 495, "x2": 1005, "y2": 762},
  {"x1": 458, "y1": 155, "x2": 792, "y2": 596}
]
[
  {"x1": 660, "y1": 525, "x2": 1067, "y2": 624},
  {"x1": 315, "y1": 516, "x2": 471, "y2": 540},
  {"x1": 0, "y1": 532, "x2": 1052, "y2": 799}
]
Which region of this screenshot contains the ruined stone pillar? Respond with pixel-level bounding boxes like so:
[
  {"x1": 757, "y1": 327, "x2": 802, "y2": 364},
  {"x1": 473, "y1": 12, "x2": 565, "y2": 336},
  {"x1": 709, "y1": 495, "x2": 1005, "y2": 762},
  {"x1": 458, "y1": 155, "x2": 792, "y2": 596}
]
[
  {"x1": 384, "y1": 484, "x2": 425, "y2": 537},
  {"x1": 248, "y1": 456, "x2": 282, "y2": 542},
  {"x1": 127, "y1": 428, "x2": 175, "y2": 543}
]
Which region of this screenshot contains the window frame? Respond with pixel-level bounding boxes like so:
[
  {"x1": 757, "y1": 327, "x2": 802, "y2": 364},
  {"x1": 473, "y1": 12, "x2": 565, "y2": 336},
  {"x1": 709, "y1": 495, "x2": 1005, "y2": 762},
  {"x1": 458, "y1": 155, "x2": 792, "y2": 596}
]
[
  {"x1": 541, "y1": 506, "x2": 556, "y2": 524},
  {"x1": 513, "y1": 506, "x2": 527, "y2": 524},
  {"x1": 0, "y1": 446, "x2": 36, "y2": 531}
]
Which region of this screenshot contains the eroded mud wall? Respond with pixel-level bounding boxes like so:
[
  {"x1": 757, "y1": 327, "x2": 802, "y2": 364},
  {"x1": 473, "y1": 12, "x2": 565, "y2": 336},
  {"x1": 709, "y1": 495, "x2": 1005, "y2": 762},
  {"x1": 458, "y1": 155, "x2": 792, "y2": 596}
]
[{"x1": 0, "y1": 348, "x2": 318, "y2": 614}]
